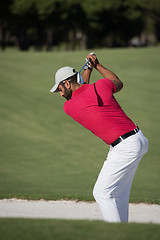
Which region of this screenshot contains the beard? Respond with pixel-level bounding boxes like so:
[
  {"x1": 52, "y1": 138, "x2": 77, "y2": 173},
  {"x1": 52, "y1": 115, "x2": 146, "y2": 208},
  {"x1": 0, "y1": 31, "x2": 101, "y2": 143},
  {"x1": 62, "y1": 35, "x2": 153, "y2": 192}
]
[{"x1": 62, "y1": 86, "x2": 72, "y2": 100}]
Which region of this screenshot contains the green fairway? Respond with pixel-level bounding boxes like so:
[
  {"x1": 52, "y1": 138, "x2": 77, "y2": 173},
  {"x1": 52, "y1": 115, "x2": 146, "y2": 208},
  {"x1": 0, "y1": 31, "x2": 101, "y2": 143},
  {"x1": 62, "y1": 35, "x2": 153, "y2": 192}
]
[
  {"x1": 0, "y1": 47, "x2": 160, "y2": 203},
  {"x1": 0, "y1": 218, "x2": 159, "y2": 240}
]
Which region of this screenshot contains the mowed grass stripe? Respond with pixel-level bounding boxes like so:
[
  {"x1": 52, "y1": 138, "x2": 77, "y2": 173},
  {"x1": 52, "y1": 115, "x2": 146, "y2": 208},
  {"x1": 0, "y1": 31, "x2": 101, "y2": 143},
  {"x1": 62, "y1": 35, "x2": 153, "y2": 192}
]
[{"x1": 0, "y1": 218, "x2": 159, "y2": 240}]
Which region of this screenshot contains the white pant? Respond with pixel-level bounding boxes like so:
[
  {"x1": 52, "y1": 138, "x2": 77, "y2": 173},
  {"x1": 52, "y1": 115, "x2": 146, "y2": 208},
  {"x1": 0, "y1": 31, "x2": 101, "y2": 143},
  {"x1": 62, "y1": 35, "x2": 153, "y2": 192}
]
[{"x1": 93, "y1": 130, "x2": 148, "y2": 222}]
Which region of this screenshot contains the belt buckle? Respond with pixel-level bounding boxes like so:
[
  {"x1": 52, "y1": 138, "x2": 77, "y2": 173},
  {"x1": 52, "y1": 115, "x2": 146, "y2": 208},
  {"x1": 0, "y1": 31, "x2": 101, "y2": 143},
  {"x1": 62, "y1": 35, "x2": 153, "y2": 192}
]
[
  {"x1": 134, "y1": 127, "x2": 138, "y2": 133},
  {"x1": 134, "y1": 128, "x2": 137, "y2": 133}
]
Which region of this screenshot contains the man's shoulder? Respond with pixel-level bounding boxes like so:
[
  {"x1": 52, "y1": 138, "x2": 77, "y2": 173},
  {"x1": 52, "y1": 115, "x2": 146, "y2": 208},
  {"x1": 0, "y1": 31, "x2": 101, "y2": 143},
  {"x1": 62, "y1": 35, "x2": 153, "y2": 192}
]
[
  {"x1": 95, "y1": 78, "x2": 111, "y2": 88},
  {"x1": 95, "y1": 78, "x2": 116, "y2": 92}
]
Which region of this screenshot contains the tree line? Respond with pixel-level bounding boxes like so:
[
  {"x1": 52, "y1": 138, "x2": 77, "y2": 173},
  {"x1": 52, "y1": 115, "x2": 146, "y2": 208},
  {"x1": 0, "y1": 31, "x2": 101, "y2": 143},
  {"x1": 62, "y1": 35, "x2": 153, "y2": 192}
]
[{"x1": 0, "y1": 0, "x2": 160, "y2": 50}]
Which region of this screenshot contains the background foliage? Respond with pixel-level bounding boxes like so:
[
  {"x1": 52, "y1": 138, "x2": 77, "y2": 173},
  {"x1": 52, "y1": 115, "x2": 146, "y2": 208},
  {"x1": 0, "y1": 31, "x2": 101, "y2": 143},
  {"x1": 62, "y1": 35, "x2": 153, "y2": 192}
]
[{"x1": 0, "y1": 0, "x2": 160, "y2": 50}]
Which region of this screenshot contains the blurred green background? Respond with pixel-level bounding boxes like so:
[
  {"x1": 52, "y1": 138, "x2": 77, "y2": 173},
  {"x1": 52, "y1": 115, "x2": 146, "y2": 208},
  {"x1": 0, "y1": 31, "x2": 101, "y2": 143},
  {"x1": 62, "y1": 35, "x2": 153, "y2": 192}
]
[{"x1": 0, "y1": 47, "x2": 160, "y2": 203}]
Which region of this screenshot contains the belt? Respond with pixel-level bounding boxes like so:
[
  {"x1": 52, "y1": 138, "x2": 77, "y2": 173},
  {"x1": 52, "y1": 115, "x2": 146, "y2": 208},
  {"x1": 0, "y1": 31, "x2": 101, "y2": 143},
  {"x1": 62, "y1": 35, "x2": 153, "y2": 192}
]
[{"x1": 111, "y1": 126, "x2": 139, "y2": 147}]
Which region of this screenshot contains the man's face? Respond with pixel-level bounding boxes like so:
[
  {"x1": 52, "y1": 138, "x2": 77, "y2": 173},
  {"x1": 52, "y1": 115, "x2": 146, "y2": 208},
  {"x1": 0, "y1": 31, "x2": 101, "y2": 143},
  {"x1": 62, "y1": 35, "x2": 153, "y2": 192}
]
[{"x1": 58, "y1": 83, "x2": 72, "y2": 100}]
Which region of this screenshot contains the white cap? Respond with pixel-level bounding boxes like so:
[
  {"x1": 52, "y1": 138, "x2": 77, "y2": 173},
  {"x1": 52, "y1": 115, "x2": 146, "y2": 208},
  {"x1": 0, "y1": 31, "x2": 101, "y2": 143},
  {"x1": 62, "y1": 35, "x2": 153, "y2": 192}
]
[{"x1": 50, "y1": 66, "x2": 77, "y2": 92}]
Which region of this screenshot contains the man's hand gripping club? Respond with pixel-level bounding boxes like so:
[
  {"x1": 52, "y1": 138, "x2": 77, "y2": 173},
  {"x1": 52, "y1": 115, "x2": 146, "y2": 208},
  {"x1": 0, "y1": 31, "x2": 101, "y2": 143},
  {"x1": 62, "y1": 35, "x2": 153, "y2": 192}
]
[{"x1": 84, "y1": 53, "x2": 123, "y2": 93}]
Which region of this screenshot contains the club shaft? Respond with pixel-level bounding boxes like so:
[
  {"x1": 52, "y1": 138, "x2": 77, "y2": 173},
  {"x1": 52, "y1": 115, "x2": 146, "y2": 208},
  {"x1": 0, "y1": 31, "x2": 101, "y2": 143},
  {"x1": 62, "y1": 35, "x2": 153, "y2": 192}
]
[{"x1": 79, "y1": 60, "x2": 90, "y2": 73}]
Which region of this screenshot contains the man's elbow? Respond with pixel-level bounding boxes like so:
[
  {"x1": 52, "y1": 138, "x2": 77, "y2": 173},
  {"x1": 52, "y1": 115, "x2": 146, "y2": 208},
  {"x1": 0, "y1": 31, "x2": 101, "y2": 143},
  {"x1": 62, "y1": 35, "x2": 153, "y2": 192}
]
[
  {"x1": 116, "y1": 81, "x2": 123, "y2": 93},
  {"x1": 112, "y1": 79, "x2": 123, "y2": 93},
  {"x1": 119, "y1": 81, "x2": 123, "y2": 91}
]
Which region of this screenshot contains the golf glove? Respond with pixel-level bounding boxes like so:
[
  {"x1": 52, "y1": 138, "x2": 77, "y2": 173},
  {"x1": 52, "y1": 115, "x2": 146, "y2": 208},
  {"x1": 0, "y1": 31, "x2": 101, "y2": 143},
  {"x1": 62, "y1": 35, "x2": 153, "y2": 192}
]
[{"x1": 84, "y1": 52, "x2": 96, "y2": 70}]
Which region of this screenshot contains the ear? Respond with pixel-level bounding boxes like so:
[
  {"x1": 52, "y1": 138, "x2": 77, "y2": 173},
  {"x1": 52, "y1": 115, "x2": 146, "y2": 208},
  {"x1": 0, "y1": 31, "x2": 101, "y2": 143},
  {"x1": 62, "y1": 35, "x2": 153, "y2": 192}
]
[{"x1": 64, "y1": 80, "x2": 71, "y2": 89}]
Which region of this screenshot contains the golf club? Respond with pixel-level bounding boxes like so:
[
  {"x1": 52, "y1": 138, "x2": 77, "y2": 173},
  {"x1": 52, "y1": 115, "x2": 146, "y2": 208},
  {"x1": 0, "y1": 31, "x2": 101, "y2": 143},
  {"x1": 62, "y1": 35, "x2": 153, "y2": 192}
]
[
  {"x1": 79, "y1": 59, "x2": 90, "y2": 73},
  {"x1": 77, "y1": 59, "x2": 91, "y2": 84}
]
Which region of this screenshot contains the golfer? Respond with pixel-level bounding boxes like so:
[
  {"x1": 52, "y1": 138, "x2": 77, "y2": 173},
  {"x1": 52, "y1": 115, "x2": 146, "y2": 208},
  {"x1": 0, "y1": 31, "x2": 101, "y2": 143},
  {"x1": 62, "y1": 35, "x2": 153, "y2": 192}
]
[{"x1": 50, "y1": 53, "x2": 148, "y2": 222}]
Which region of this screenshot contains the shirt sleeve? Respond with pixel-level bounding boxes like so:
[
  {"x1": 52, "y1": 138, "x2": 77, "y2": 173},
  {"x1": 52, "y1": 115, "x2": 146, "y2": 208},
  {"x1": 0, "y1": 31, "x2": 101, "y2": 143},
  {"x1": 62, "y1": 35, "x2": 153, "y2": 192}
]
[{"x1": 102, "y1": 78, "x2": 117, "y2": 93}]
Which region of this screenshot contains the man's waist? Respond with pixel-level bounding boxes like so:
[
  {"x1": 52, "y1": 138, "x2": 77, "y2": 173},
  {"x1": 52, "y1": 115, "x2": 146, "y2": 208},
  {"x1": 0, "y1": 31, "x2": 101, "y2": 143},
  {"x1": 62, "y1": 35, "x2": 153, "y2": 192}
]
[{"x1": 110, "y1": 126, "x2": 139, "y2": 147}]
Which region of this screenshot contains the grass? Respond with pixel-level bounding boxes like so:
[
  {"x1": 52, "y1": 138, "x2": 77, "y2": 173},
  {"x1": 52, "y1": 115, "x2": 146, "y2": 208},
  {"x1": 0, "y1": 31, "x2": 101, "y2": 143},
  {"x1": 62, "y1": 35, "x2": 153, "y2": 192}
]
[
  {"x1": 0, "y1": 218, "x2": 159, "y2": 240},
  {"x1": 0, "y1": 47, "x2": 160, "y2": 203}
]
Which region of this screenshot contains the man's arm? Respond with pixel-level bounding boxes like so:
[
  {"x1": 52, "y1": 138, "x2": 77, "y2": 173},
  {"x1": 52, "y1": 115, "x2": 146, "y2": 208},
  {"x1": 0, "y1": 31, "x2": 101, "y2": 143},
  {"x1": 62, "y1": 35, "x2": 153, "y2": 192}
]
[
  {"x1": 87, "y1": 54, "x2": 123, "y2": 93},
  {"x1": 82, "y1": 69, "x2": 92, "y2": 84},
  {"x1": 96, "y1": 64, "x2": 123, "y2": 92}
]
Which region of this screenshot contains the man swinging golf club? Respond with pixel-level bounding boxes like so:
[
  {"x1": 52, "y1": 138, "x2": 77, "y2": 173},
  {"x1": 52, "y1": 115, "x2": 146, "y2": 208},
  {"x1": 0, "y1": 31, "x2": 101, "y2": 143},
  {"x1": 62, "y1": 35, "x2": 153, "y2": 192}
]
[{"x1": 50, "y1": 53, "x2": 148, "y2": 223}]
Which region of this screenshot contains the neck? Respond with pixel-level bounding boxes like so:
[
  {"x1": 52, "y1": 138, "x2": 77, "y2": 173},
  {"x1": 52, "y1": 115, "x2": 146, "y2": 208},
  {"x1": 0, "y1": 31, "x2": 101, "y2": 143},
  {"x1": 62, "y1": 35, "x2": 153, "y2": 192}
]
[{"x1": 71, "y1": 83, "x2": 83, "y2": 92}]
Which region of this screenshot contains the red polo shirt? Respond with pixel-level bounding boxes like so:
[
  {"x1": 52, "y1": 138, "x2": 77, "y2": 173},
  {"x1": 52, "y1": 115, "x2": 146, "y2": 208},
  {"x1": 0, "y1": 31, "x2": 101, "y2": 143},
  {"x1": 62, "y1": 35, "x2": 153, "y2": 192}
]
[{"x1": 64, "y1": 78, "x2": 136, "y2": 145}]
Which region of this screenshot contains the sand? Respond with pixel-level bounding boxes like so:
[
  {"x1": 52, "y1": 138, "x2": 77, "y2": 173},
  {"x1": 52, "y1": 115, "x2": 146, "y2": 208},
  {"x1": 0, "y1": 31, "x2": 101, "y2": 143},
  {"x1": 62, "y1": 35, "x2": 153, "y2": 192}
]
[{"x1": 0, "y1": 199, "x2": 160, "y2": 224}]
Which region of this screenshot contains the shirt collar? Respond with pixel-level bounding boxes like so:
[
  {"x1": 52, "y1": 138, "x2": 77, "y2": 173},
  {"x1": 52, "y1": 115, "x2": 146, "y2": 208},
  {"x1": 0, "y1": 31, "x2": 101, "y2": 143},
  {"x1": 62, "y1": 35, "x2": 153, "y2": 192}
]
[{"x1": 72, "y1": 84, "x2": 88, "y2": 98}]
